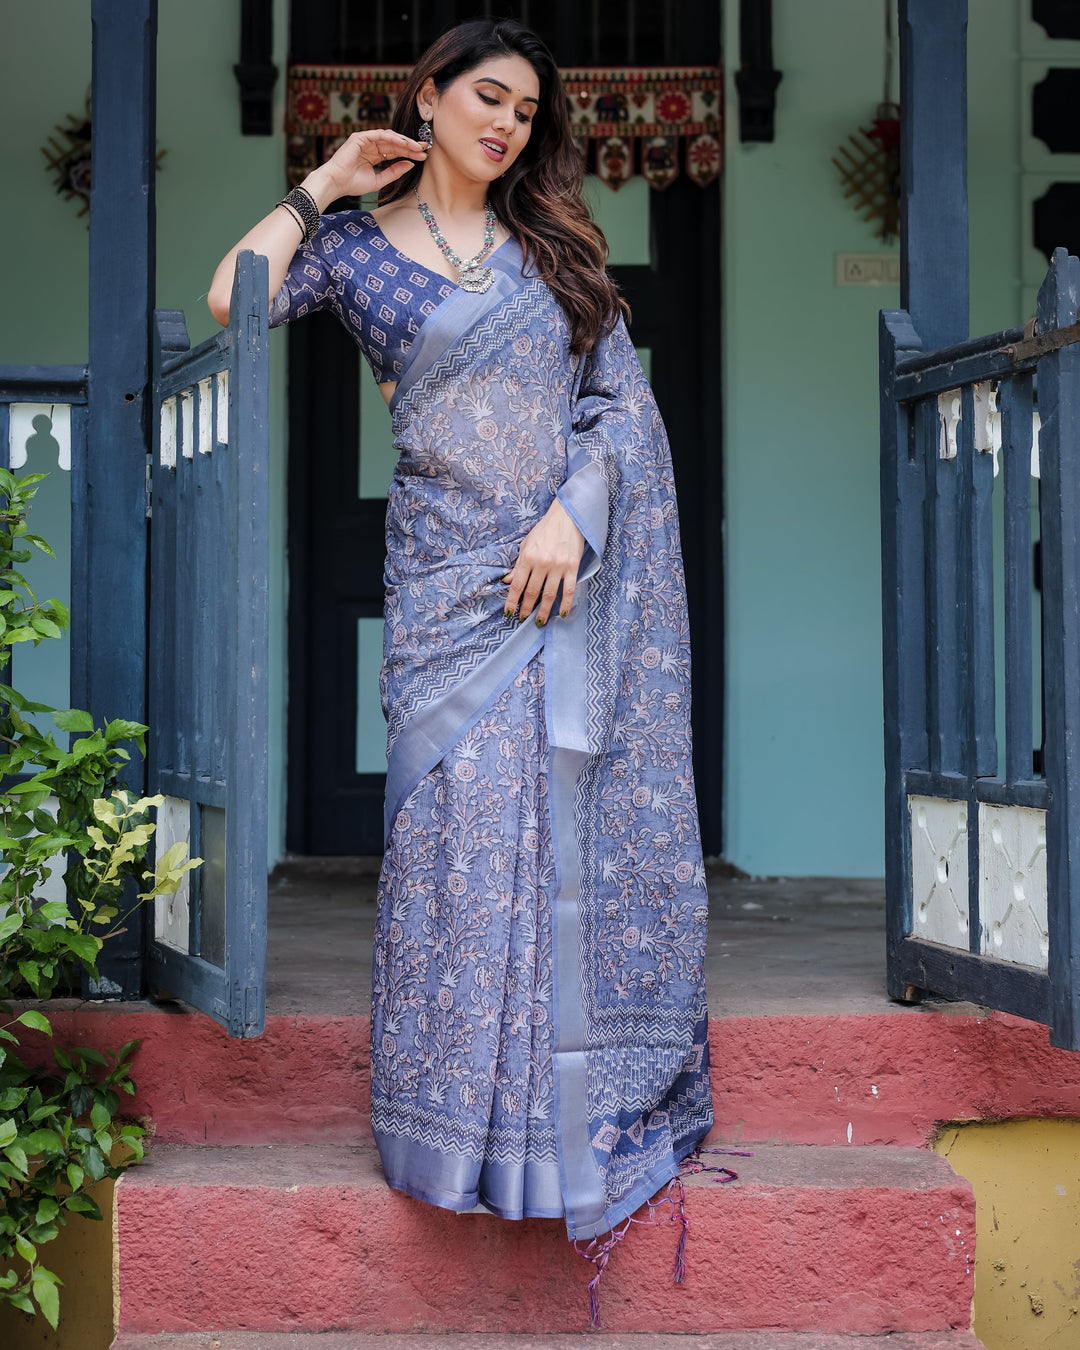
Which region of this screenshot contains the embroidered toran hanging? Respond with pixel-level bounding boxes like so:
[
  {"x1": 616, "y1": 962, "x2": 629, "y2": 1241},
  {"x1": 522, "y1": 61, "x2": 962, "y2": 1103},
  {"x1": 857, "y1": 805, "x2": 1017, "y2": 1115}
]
[{"x1": 286, "y1": 65, "x2": 723, "y2": 191}]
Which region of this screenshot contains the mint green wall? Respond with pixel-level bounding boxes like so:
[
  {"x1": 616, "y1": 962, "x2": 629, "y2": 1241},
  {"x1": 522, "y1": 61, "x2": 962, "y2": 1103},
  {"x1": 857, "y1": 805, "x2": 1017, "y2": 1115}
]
[
  {"x1": 3, "y1": 1, "x2": 1031, "y2": 878},
  {"x1": 0, "y1": 0, "x2": 290, "y2": 865},
  {"x1": 0, "y1": 3, "x2": 91, "y2": 727},
  {"x1": 156, "y1": 0, "x2": 290, "y2": 866},
  {"x1": 721, "y1": 0, "x2": 1022, "y2": 876}
]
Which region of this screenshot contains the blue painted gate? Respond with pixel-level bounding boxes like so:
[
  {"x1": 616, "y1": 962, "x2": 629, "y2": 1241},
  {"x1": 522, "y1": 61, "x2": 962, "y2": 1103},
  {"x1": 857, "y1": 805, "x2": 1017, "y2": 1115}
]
[
  {"x1": 881, "y1": 248, "x2": 1080, "y2": 1050},
  {"x1": 145, "y1": 252, "x2": 270, "y2": 1037}
]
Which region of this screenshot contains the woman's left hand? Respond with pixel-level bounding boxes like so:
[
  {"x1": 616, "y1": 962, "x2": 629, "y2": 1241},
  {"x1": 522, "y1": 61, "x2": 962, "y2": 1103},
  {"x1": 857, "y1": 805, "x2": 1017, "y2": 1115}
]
[{"x1": 504, "y1": 499, "x2": 585, "y2": 626}]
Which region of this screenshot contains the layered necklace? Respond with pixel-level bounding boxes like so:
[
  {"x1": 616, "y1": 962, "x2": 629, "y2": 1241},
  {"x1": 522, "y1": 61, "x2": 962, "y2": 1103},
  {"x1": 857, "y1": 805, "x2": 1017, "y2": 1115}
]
[{"x1": 413, "y1": 187, "x2": 497, "y2": 293}]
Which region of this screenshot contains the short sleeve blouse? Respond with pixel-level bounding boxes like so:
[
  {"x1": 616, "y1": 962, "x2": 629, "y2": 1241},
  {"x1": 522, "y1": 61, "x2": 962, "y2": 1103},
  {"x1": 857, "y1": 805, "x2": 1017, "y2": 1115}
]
[{"x1": 269, "y1": 210, "x2": 457, "y2": 383}]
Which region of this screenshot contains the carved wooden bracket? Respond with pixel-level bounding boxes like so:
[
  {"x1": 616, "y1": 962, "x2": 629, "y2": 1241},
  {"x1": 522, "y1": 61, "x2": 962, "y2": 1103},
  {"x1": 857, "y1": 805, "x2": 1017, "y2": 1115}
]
[
  {"x1": 736, "y1": 0, "x2": 782, "y2": 142},
  {"x1": 234, "y1": 0, "x2": 278, "y2": 136}
]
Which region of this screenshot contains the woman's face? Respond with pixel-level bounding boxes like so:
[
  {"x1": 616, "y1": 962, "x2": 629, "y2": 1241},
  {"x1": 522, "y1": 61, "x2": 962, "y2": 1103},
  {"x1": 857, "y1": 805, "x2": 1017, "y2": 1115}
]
[{"x1": 421, "y1": 53, "x2": 541, "y2": 183}]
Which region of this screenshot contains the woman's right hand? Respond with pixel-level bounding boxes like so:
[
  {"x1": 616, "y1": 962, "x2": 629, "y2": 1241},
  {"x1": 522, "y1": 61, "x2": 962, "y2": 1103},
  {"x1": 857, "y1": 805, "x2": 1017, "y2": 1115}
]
[
  {"x1": 208, "y1": 129, "x2": 427, "y2": 326},
  {"x1": 308, "y1": 129, "x2": 429, "y2": 206}
]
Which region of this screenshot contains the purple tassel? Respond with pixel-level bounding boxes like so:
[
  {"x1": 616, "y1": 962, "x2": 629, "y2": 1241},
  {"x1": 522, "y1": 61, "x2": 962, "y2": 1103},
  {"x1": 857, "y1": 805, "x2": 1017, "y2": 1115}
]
[
  {"x1": 576, "y1": 1158, "x2": 740, "y2": 1324},
  {"x1": 576, "y1": 1226, "x2": 623, "y2": 1329},
  {"x1": 587, "y1": 1272, "x2": 601, "y2": 1329},
  {"x1": 672, "y1": 1210, "x2": 688, "y2": 1283}
]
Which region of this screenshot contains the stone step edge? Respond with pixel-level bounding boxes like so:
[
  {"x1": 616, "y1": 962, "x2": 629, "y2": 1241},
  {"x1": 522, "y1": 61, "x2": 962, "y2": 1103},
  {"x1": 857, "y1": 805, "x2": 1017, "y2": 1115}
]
[
  {"x1": 22, "y1": 1001, "x2": 1080, "y2": 1151},
  {"x1": 111, "y1": 1331, "x2": 987, "y2": 1350},
  {"x1": 116, "y1": 1138, "x2": 971, "y2": 1195}
]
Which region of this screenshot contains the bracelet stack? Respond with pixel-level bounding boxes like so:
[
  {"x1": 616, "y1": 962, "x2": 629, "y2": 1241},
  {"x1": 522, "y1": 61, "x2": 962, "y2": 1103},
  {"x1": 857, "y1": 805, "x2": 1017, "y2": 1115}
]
[{"x1": 277, "y1": 185, "x2": 321, "y2": 246}]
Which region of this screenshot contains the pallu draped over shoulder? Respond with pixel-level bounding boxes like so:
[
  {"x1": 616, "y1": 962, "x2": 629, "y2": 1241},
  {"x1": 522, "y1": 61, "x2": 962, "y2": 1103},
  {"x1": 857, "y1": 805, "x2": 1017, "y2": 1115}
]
[{"x1": 272, "y1": 213, "x2": 712, "y2": 1243}]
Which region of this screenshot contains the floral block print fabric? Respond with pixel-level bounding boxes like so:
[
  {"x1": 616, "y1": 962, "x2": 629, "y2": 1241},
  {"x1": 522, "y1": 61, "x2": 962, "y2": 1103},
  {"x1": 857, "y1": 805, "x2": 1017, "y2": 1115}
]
[{"x1": 274, "y1": 217, "x2": 712, "y2": 1241}]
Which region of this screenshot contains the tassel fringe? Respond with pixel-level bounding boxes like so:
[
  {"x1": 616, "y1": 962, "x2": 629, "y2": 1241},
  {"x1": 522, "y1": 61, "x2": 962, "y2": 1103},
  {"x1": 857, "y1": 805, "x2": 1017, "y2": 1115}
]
[{"x1": 574, "y1": 1146, "x2": 751, "y2": 1328}]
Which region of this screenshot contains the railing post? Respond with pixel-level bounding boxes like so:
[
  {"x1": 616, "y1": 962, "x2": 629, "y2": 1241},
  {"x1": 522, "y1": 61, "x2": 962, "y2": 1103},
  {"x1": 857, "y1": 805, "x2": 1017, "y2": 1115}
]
[
  {"x1": 899, "y1": 0, "x2": 969, "y2": 350},
  {"x1": 1036, "y1": 248, "x2": 1080, "y2": 1051},
  {"x1": 80, "y1": 0, "x2": 158, "y2": 997},
  {"x1": 880, "y1": 309, "x2": 924, "y2": 999}
]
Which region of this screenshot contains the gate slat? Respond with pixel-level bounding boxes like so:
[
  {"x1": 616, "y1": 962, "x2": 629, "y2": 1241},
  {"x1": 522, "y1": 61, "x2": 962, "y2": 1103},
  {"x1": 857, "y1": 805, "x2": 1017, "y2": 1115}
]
[
  {"x1": 965, "y1": 382, "x2": 997, "y2": 780},
  {"x1": 925, "y1": 393, "x2": 963, "y2": 775},
  {"x1": 1001, "y1": 375, "x2": 1035, "y2": 787}
]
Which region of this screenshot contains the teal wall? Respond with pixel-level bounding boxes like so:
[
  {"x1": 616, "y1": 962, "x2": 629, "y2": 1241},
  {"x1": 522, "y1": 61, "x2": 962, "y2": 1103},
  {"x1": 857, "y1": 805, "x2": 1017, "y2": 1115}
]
[
  {"x1": 2, "y1": 1, "x2": 1032, "y2": 877},
  {"x1": 155, "y1": 0, "x2": 291, "y2": 866},
  {"x1": 721, "y1": 0, "x2": 1023, "y2": 875},
  {"x1": 0, "y1": 0, "x2": 291, "y2": 864}
]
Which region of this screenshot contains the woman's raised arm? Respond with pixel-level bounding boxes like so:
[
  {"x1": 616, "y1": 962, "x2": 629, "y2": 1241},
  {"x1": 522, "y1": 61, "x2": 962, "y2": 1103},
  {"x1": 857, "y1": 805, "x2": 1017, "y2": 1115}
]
[{"x1": 207, "y1": 130, "x2": 429, "y2": 326}]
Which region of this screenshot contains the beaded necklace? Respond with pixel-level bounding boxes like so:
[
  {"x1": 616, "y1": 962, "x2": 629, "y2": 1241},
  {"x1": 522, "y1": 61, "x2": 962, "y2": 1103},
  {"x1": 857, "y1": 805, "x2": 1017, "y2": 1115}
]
[{"x1": 412, "y1": 188, "x2": 497, "y2": 293}]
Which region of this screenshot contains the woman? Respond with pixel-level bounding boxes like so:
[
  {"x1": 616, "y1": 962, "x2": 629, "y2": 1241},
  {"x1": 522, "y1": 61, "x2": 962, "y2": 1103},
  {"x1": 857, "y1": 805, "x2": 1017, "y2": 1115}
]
[{"x1": 210, "y1": 16, "x2": 712, "y2": 1287}]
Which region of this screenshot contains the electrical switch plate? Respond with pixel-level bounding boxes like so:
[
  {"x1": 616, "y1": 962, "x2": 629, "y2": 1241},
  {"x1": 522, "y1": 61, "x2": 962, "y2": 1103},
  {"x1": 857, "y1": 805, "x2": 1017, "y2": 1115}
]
[{"x1": 836, "y1": 253, "x2": 901, "y2": 286}]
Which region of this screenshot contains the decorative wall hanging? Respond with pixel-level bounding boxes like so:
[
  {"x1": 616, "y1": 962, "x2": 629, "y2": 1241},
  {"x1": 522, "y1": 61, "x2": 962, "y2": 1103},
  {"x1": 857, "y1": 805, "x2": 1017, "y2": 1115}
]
[
  {"x1": 286, "y1": 65, "x2": 723, "y2": 191},
  {"x1": 832, "y1": 0, "x2": 900, "y2": 241},
  {"x1": 42, "y1": 93, "x2": 166, "y2": 222},
  {"x1": 41, "y1": 98, "x2": 93, "y2": 218}
]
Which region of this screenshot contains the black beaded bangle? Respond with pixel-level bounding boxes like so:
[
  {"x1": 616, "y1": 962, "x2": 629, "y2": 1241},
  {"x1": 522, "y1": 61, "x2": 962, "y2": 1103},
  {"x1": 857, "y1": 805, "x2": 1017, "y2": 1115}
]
[
  {"x1": 277, "y1": 185, "x2": 321, "y2": 246},
  {"x1": 277, "y1": 200, "x2": 306, "y2": 239}
]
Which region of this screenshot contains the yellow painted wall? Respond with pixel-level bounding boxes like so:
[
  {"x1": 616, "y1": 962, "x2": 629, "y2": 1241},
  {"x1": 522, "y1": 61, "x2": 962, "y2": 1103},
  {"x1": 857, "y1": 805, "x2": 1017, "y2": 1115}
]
[
  {"x1": 935, "y1": 1119, "x2": 1080, "y2": 1350},
  {"x1": 0, "y1": 1178, "x2": 115, "y2": 1350}
]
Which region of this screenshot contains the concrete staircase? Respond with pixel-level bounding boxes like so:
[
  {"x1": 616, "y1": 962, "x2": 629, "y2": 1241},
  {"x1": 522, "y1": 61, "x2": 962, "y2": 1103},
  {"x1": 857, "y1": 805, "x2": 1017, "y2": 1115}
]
[{"x1": 27, "y1": 1001, "x2": 1080, "y2": 1346}]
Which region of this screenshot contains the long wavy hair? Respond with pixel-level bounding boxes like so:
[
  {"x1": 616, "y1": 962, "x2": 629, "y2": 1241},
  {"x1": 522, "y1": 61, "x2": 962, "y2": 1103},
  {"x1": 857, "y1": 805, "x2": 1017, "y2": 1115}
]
[{"x1": 380, "y1": 19, "x2": 627, "y2": 355}]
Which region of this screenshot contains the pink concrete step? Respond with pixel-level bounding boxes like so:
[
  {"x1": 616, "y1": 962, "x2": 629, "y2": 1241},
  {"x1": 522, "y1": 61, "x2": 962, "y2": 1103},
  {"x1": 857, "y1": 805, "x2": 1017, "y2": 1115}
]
[
  {"x1": 115, "y1": 1141, "x2": 975, "y2": 1337},
  {"x1": 112, "y1": 1332, "x2": 988, "y2": 1349},
  {"x1": 22, "y1": 1001, "x2": 1080, "y2": 1149}
]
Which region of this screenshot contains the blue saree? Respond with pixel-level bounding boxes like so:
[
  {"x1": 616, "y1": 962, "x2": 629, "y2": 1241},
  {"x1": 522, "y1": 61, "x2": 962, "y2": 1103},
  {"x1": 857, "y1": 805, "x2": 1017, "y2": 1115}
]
[{"x1": 274, "y1": 216, "x2": 712, "y2": 1245}]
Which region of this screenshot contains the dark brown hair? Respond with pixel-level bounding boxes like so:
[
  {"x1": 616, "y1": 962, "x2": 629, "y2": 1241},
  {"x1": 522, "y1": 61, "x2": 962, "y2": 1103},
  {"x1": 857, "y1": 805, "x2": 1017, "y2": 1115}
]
[{"x1": 381, "y1": 19, "x2": 628, "y2": 354}]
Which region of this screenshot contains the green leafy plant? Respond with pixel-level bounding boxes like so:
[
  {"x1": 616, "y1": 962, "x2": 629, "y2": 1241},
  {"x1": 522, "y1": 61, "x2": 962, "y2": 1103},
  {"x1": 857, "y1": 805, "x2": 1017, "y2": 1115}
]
[{"x1": 0, "y1": 466, "x2": 199, "y2": 1326}]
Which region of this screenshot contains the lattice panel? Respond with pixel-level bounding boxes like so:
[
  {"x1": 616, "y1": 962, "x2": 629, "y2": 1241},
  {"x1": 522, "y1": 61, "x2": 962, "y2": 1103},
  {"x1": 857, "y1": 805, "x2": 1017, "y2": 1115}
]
[
  {"x1": 978, "y1": 803, "x2": 1049, "y2": 969},
  {"x1": 909, "y1": 795, "x2": 970, "y2": 949}
]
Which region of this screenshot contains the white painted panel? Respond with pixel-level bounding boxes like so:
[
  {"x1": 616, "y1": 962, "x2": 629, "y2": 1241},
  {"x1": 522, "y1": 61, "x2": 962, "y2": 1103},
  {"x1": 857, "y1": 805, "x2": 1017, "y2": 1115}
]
[
  {"x1": 938, "y1": 389, "x2": 961, "y2": 461},
  {"x1": 972, "y1": 380, "x2": 1001, "y2": 475},
  {"x1": 215, "y1": 369, "x2": 229, "y2": 445},
  {"x1": 179, "y1": 389, "x2": 194, "y2": 459},
  {"x1": 197, "y1": 378, "x2": 213, "y2": 455},
  {"x1": 909, "y1": 795, "x2": 970, "y2": 949},
  {"x1": 160, "y1": 397, "x2": 177, "y2": 469},
  {"x1": 978, "y1": 802, "x2": 1049, "y2": 969},
  {"x1": 8, "y1": 403, "x2": 71, "y2": 471},
  {"x1": 154, "y1": 795, "x2": 191, "y2": 952}
]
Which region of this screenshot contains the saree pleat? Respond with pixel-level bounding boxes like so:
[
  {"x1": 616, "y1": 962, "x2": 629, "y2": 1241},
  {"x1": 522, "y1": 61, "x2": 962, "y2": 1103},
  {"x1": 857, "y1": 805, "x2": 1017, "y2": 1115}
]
[{"x1": 373, "y1": 655, "x2": 565, "y2": 1219}]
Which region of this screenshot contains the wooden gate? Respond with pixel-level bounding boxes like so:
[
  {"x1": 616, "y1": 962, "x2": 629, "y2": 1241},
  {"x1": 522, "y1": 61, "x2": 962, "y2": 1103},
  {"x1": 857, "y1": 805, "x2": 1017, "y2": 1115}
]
[
  {"x1": 145, "y1": 252, "x2": 270, "y2": 1037},
  {"x1": 881, "y1": 247, "x2": 1080, "y2": 1050}
]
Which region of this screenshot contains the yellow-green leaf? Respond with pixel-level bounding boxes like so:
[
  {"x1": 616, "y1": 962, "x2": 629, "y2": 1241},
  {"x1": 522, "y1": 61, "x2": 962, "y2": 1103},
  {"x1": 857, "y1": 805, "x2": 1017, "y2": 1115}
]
[{"x1": 33, "y1": 1272, "x2": 60, "y2": 1328}]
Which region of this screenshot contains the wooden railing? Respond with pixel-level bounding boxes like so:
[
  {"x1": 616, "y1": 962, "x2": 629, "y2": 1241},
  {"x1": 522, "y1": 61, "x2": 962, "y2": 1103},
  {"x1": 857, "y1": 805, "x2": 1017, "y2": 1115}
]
[{"x1": 881, "y1": 247, "x2": 1080, "y2": 1049}]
